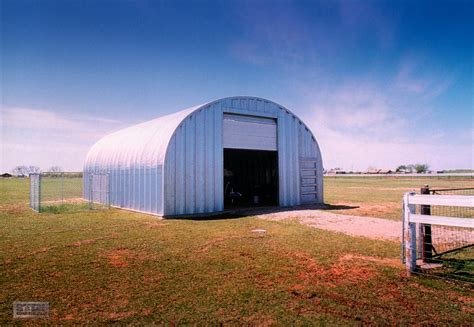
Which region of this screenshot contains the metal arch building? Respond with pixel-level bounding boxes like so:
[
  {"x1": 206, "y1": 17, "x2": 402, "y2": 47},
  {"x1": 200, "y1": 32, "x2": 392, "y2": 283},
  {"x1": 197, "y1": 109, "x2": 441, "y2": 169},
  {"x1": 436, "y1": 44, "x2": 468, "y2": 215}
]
[{"x1": 84, "y1": 96, "x2": 323, "y2": 217}]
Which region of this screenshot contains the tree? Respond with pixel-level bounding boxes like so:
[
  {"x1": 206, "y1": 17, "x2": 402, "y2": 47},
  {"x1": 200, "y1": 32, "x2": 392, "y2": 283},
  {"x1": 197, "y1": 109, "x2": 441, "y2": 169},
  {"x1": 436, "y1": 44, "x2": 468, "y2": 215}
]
[
  {"x1": 406, "y1": 164, "x2": 415, "y2": 173},
  {"x1": 12, "y1": 165, "x2": 29, "y2": 177},
  {"x1": 396, "y1": 165, "x2": 407, "y2": 173},
  {"x1": 414, "y1": 163, "x2": 429, "y2": 174},
  {"x1": 28, "y1": 166, "x2": 41, "y2": 174},
  {"x1": 48, "y1": 166, "x2": 63, "y2": 173},
  {"x1": 12, "y1": 165, "x2": 41, "y2": 176}
]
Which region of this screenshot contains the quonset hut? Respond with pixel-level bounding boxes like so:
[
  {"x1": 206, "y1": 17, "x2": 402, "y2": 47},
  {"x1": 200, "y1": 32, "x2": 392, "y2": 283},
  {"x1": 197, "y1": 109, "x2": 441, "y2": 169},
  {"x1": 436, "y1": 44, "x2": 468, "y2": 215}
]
[{"x1": 84, "y1": 96, "x2": 323, "y2": 217}]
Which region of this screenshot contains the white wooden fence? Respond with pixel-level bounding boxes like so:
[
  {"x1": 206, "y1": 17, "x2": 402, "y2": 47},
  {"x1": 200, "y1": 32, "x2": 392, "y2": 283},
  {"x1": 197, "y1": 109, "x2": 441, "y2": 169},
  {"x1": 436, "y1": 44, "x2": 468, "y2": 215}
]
[{"x1": 403, "y1": 192, "x2": 474, "y2": 275}]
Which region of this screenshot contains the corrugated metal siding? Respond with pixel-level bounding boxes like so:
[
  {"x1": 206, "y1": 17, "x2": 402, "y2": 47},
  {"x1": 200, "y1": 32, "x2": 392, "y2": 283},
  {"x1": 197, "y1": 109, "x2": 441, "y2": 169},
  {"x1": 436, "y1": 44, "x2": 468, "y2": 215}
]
[
  {"x1": 84, "y1": 165, "x2": 163, "y2": 215},
  {"x1": 163, "y1": 97, "x2": 323, "y2": 216},
  {"x1": 164, "y1": 104, "x2": 224, "y2": 215}
]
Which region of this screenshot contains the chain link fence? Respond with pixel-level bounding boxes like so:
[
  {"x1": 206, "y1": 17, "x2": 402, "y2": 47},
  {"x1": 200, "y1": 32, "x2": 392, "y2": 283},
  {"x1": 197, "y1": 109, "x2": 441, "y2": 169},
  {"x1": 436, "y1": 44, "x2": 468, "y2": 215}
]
[{"x1": 29, "y1": 172, "x2": 110, "y2": 213}]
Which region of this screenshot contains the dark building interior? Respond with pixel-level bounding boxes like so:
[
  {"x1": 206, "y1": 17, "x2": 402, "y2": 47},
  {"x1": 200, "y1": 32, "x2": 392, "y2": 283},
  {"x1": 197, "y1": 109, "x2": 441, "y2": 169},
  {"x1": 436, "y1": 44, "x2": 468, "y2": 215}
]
[{"x1": 223, "y1": 149, "x2": 279, "y2": 208}]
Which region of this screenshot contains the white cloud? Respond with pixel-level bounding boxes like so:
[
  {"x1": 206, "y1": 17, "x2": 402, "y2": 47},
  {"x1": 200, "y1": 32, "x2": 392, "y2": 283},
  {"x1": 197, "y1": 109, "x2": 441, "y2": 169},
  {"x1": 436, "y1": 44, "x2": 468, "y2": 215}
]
[
  {"x1": 309, "y1": 122, "x2": 472, "y2": 172},
  {"x1": 394, "y1": 57, "x2": 455, "y2": 99},
  {"x1": 0, "y1": 107, "x2": 128, "y2": 172},
  {"x1": 300, "y1": 83, "x2": 473, "y2": 171}
]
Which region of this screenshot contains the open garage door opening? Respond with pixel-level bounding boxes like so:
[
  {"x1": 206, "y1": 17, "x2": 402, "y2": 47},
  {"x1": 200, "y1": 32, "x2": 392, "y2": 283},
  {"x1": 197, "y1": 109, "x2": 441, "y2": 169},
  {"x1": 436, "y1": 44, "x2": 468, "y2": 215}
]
[{"x1": 224, "y1": 149, "x2": 279, "y2": 208}]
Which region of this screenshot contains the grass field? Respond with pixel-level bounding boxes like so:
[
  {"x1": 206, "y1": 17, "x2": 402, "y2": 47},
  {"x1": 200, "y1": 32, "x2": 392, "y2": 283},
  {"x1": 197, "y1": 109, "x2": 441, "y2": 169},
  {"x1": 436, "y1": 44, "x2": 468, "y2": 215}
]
[
  {"x1": 1, "y1": 176, "x2": 473, "y2": 324},
  {"x1": 324, "y1": 176, "x2": 473, "y2": 220}
]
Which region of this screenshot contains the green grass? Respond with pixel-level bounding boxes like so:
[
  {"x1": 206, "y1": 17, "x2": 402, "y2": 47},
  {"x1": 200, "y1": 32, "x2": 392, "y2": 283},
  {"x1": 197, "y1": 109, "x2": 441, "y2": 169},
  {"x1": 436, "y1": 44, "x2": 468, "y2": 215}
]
[
  {"x1": 324, "y1": 176, "x2": 473, "y2": 220},
  {"x1": 0, "y1": 177, "x2": 473, "y2": 324},
  {"x1": 40, "y1": 202, "x2": 91, "y2": 214}
]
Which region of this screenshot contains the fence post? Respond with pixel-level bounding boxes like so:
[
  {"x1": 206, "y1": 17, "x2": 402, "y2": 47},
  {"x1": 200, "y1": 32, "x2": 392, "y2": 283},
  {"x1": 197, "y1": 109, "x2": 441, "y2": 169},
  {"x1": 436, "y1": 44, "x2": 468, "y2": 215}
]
[
  {"x1": 420, "y1": 185, "x2": 432, "y2": 262},
  {"x1": 404, "y1": 192, "x2": 417, "y2": 276},
  {"x1": 89, "y1": 173, "x2": 93, "y2": 210},
  {"x1": 29, "y1": 174, "x2": 33, "y2": 209},
  {"x1": 38, "y1": 174, "x2": 42, "y2": 213},
  {"x1": 107, "y1": 172, "x2": 111, "y2": 209},
  {"x1": 61, "y1": 173, "x2": 64, "y2": 203}
]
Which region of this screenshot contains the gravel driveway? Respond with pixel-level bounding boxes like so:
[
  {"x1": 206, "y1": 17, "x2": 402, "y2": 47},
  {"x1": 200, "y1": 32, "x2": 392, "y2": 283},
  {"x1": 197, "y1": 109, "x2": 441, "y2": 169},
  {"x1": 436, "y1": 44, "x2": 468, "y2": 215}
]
[{"x1": 253, "y1": 208, "x2": 401, "y2": 242}]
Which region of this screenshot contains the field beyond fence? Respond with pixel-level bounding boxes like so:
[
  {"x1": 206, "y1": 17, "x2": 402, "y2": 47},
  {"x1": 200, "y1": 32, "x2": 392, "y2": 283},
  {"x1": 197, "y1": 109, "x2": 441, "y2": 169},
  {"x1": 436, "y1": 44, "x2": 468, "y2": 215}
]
[{"x1": 0, "y1": 176, "x2": 473, "y2": 324}]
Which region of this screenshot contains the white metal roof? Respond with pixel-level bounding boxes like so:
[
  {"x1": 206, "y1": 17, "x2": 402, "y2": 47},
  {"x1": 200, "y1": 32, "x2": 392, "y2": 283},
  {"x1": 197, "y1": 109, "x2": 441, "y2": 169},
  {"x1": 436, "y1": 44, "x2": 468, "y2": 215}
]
[
  {"x1": 84, "y1": 103, "x2": 203, "y2": 171},
  {"x1": 84, "y1": 96, "x2": 318, "y2": 172}
]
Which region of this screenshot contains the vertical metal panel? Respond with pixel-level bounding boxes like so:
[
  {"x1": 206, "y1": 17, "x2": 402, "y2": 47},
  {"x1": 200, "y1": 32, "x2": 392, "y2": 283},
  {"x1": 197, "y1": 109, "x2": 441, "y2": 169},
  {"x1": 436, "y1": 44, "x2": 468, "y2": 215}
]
[
  {"x1": 278, "y1": 111, "x2": 288, "y2": 206},
  {"x1": 144, "y1": 166, "x2": 149, "y2": 212},
  {"x1": 214, "y1": 104, "x2": 224, "y2": 212},
  {"x1": 176, "y1": 125, "x2": 186, "y2": 215},
  {"x1": 150, "y1": 167, "x2": 156, "y2": 213},
  {"x1": 164, "y1": 138, "x2": 176, "y2": 214},
  {"x1": 204, "y1": 107, "x2": 215, "y2": 212},
  {"x1": 133, "y1": 166, "x2": 138, "y2": 211},
  {"x1": 126, "y1": 167, "x2": 131, "y2": 209},
  {"x1": 185, "y1": 116, "x2": 196, "y2": 213},
  {"x1": 292, "y1": 115, "x2": 300, "y2": 204},
  {"x1": 288, "y1": 114, "x2": 295, "y2": 205},
  {"x1": 195, "y1": 110, "x2": 206, "y2": 213},
  {"x1": 157, "y1": 166, "x2": 163, "y2": 214}
]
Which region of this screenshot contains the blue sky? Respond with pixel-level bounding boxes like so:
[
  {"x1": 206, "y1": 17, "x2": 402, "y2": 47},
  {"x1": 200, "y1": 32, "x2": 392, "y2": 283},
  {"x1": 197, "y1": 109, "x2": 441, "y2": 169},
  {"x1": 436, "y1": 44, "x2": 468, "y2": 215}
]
[{"x1": 1, "y1": 0, "x2": 473, "y2": 172}]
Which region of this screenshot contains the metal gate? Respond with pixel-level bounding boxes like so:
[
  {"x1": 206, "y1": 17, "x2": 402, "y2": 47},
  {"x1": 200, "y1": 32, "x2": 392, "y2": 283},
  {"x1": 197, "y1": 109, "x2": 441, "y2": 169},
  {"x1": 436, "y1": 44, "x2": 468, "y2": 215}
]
[{"x1": 85, "y1": 172, "x2": 111, "y2": 209}]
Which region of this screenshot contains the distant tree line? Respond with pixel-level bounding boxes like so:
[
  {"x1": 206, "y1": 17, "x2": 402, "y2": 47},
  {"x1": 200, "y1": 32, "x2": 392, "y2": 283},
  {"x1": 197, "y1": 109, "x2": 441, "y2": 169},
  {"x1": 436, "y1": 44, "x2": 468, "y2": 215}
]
[
  {"x1": 396, "y1": 164, "x2": 430, "y2": 174},
  {"x1": 11, "y1": 166, "x2": 64, "y2": 177}
]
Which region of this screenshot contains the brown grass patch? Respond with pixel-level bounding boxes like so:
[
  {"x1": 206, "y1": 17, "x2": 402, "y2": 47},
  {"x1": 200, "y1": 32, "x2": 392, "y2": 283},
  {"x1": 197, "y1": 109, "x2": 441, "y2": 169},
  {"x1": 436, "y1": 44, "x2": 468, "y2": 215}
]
[
  {"x1": 0, "y1": 204, "x2": 27, "y2": 215},
  {"x1": 195, "y1": 235, "x2": 263, "y2": 253},
  {"x1": 106, "y1": 249, "x2": 136, "y2": 267},
  {"x1": 339, "y1": 254, "x2": 403, "y2": 268},
  {"x1": 284, "y1": 251, "x2": 381, "y2": 289},
  {"x1": 42, "y1": 198, "x2": 85, "y2": 205},
  {"x1": 241, "y1": 314, "x2": 276, "y2": 326},
  {"x1": 143, "y1": 221, "x2": 168, "y2": 228},
  {"x1": 67, "y1": 234, "x2": 117, "y2": 247},
  {"x1": 457, "y1": 296, "x2": 474, "y2": 314},
  {"x1": 15, "y1": 245, "x2": 58, "y2": 260},
  {"x1": 347, "y1": 186, "x2": 416, "y2": 191},
  {"x1": 105, "y1": 311, "x2": 136, "y2": 321},
  {"x1": 330, "y1": 201, "x2": 399, "y2": 218}
]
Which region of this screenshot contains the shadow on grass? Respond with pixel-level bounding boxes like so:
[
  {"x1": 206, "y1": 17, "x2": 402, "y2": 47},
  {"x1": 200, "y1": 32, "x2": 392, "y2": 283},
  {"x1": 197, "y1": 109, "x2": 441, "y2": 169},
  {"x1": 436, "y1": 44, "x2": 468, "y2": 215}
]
[
  {"x1": 318, "y1": 204, "x2": 360, "y2": 210},
  {"x1": 167, "y1": 203, "x2": 360, "y2": 221},
  {"x1": 419, "y1": 246, "x2": 474, "y2": 283}
]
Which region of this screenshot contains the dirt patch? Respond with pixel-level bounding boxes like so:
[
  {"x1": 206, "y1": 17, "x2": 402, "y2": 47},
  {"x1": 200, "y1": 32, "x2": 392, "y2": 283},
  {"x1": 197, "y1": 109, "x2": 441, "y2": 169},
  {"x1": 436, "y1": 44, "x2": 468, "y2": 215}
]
[
  {"x1": 11, "y1": 235, "x2": 117, "y2": 262},
  {"x1": 106, "y1": 249, "x2": 136, "y2": 267},
  {"x1": 241, "y1": 314, "x2": 276, "y2": 326},
  {"x1": 339, "y1": 254, "x2": 403, "y2": 268},
  {"x1": 15, "y1": 246, "x2": 58, "y2": 260},
  {"x1": 0, "y1": 203, "x2": 30, "y2": 215},
  {"x1": 284, "y1": 250, "x2": 381, "y2": 290},
  {"x1": 67, "y1": 234, "x2": 117, "y2": 247},
  {"x1": 346, "y1": 186, "x2": 416, "y2": 191},
  {"x1": 458, "y1": 296, "x2": 474, "y2": 314},
  {"x1": 328, "y1": 201, "x2": 400, "y2": 219},
  {"x1": 143, "y1": 221, "x2": 168, "y2": 228},
  {"x1": 195, "y1": 235, "x2": 263, "y2": 253},
  {"x1": 42, "y1": 198, "x2": 85, "y2": 205},
  {"x1": 258, "y1": 210, "x2": 401, "y2": 242},
  {"x1": 105, "y1": 311, "x2": 137, "y2": 321}
]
